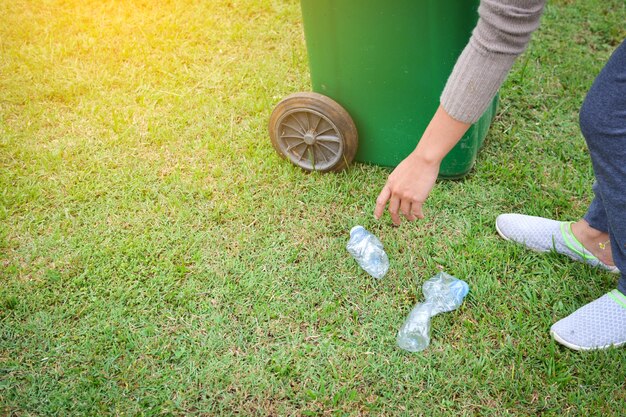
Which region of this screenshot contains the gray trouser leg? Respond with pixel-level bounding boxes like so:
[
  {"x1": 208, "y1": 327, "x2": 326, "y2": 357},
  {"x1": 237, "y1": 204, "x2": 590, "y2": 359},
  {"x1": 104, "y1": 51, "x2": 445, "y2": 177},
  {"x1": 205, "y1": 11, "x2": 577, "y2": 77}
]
[{"x1": 580, "y1": 39, "x2": 626, "y2": 295}]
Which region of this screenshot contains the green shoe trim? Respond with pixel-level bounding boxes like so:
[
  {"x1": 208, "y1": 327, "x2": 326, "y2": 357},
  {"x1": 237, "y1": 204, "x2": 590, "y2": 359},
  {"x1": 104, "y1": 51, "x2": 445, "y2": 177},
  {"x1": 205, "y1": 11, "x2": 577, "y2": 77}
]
[
  {"x1": 560, "y1": 222, "x2": 598, "y2": 261},
  {"x1": 608, "y1": 290, "x2": 626, "y2": 310}
]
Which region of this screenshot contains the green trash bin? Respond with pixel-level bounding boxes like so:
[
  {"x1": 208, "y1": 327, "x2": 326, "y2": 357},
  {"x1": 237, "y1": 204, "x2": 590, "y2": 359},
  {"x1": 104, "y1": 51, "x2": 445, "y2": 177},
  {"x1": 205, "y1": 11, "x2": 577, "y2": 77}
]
[{"x1": 269, "y1": 0, "x2": 498, "y2": 177}]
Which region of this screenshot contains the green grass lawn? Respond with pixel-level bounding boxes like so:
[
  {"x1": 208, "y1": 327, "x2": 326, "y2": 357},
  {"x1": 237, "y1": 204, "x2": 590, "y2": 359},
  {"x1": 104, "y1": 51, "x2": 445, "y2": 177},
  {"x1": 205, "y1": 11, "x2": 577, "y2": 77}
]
[{"x1": 2, "y1": 0, "x2": 626, "y2": 415}]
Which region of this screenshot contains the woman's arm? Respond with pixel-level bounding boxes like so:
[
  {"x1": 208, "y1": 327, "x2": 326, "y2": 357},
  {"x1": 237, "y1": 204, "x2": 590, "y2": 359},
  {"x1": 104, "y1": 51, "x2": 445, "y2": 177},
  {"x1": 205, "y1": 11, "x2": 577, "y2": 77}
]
[
  {"x1": 374, "y1": 106, "x2": 470, "y2": 225},
  {"x1": 374, "y1": 0, "x2": 547, "y2": 225}
]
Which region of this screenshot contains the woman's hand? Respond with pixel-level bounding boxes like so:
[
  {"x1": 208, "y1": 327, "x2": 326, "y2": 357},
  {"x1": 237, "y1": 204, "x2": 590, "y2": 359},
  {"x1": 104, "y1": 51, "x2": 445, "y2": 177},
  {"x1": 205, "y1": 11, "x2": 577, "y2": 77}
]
[
  {"x1": 373, "y1": 105, "x2": 471, "y2": 225},
  {"x1": 374, "y1": 151, "x2": 440, "y2": 225}
]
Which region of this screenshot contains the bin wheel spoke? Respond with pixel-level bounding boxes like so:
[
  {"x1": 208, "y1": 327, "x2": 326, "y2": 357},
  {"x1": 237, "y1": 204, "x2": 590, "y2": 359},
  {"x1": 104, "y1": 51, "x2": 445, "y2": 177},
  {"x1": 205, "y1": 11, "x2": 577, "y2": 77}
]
[{"x1": 315, "y1": 135, "x2": 340, "y2": 143}]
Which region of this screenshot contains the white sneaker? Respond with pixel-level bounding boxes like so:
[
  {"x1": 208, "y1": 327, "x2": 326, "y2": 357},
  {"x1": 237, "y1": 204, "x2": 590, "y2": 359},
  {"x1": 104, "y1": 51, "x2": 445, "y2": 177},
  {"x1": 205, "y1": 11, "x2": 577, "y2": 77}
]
[
  {"x1": 550, "y1": 290, "x2": 626, "y2": 350},
  {"x1": 496, "y1": 213, "x2": 619, "y2": 273}
]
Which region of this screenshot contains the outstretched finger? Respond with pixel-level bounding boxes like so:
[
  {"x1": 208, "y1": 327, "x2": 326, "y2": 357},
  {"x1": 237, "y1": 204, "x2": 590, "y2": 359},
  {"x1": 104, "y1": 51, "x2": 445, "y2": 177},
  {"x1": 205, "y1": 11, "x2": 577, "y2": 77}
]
[
  {"x1": 400, "y1": 199, "x2": 417, "y2": 222},
  {"x1": 374, "y1": 185, "x2": 391, "y2": 219},
  {"x1": 388, "y1": 196, "x2": 401, "y2": 226},
  {"x1": 411, "y1": 201, "x2": 425, "y2": 220}
]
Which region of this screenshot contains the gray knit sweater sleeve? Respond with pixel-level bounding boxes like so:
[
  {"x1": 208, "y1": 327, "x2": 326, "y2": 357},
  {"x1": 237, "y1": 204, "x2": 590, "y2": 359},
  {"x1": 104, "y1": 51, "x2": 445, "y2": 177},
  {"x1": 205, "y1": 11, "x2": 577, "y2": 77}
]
[{"x1": 440, "y1": 0, "x2": 547, "y2": 123}]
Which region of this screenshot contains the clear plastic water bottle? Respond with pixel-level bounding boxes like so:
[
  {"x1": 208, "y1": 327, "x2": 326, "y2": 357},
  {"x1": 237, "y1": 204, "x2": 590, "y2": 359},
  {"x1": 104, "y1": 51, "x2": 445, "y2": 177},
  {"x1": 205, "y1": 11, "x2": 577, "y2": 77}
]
[
  {"x1": 396, "y1": 272, "x2": 469, "y2": 352},
  {"x1": 346, "y1": 225, "x2": 389, "y2": 279}
]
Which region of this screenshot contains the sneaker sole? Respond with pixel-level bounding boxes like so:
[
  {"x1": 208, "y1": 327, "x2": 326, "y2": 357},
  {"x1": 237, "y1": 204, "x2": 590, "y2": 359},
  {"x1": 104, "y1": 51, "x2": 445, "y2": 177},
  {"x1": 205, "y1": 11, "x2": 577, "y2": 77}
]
[{"x1": 550, "y1": 329, "x2": 626, "y2": 351}]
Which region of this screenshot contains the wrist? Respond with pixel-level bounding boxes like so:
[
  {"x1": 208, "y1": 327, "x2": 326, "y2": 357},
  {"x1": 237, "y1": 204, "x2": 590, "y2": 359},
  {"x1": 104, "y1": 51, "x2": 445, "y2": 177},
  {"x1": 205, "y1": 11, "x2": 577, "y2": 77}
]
[
  {"x1": 409, "y1": 105, "x2": 471, "y2": 166},
  {"x1": 410, "y1": 145, "x2": 444, "y2": 166}
]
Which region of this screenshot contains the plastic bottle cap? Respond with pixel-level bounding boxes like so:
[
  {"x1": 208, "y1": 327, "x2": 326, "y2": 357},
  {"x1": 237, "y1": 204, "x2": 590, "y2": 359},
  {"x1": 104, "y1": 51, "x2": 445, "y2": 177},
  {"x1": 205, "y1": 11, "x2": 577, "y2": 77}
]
[{"x1": 350, "y1": 225, "x2": 364, "y2": 236}]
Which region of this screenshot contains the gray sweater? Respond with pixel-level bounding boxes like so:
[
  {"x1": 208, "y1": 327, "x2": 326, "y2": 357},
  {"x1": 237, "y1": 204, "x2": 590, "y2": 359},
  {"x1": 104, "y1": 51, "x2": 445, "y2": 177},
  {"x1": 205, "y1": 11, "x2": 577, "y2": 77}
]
[{"x1": 441, "y1": 0, "x2": 547, "y2": 123}]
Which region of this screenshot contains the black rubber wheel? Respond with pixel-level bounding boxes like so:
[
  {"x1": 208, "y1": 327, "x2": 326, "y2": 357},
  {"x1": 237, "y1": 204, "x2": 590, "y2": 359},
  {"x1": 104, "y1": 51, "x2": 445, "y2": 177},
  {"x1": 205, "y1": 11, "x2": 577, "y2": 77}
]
[{"x1": 268, "y1": 92, "x2": 358, "y2": 172}]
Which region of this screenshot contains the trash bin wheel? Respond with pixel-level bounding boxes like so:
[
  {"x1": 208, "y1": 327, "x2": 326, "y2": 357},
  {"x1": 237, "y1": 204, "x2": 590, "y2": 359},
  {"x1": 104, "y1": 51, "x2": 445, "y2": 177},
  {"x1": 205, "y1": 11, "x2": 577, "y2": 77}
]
[{"x1": 269, "y1": 92, "x2": 358, "y2": 172}]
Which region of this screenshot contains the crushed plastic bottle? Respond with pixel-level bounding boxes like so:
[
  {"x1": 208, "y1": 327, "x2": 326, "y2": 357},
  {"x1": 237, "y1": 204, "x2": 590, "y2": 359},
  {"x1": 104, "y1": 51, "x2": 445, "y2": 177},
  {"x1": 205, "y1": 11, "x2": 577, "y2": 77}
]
[
  {"x1": 396, "y1": 271, "x2": 469, "y2": 352},
  {"x1": 346, "y1": 225, "x2": 389, "y2": 279}
]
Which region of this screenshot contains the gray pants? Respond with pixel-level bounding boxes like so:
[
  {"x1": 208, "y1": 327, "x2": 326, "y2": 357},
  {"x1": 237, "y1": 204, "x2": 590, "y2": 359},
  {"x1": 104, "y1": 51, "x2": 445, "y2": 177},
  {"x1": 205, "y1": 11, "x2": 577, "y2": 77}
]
[{"x1": 580, "y1": 39, "x2": 626, "y2": 295}]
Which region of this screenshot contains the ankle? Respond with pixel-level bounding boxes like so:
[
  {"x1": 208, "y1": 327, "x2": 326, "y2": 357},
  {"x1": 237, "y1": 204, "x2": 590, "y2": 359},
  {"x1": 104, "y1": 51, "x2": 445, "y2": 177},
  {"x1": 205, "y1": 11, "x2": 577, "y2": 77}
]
[
  {"x1": 571, "y1": 220, "x2": 607, "y2": 240},
  {"x1": 571, "y1": 219, "x2": 614, "y2": 266}
]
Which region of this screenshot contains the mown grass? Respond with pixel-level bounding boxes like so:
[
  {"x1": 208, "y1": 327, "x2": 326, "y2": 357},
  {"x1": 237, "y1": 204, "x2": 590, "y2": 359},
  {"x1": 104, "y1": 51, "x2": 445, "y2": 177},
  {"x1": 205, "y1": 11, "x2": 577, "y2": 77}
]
[{"x1": 1, "y1": 0, "x2": 626, "y2": 415}]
